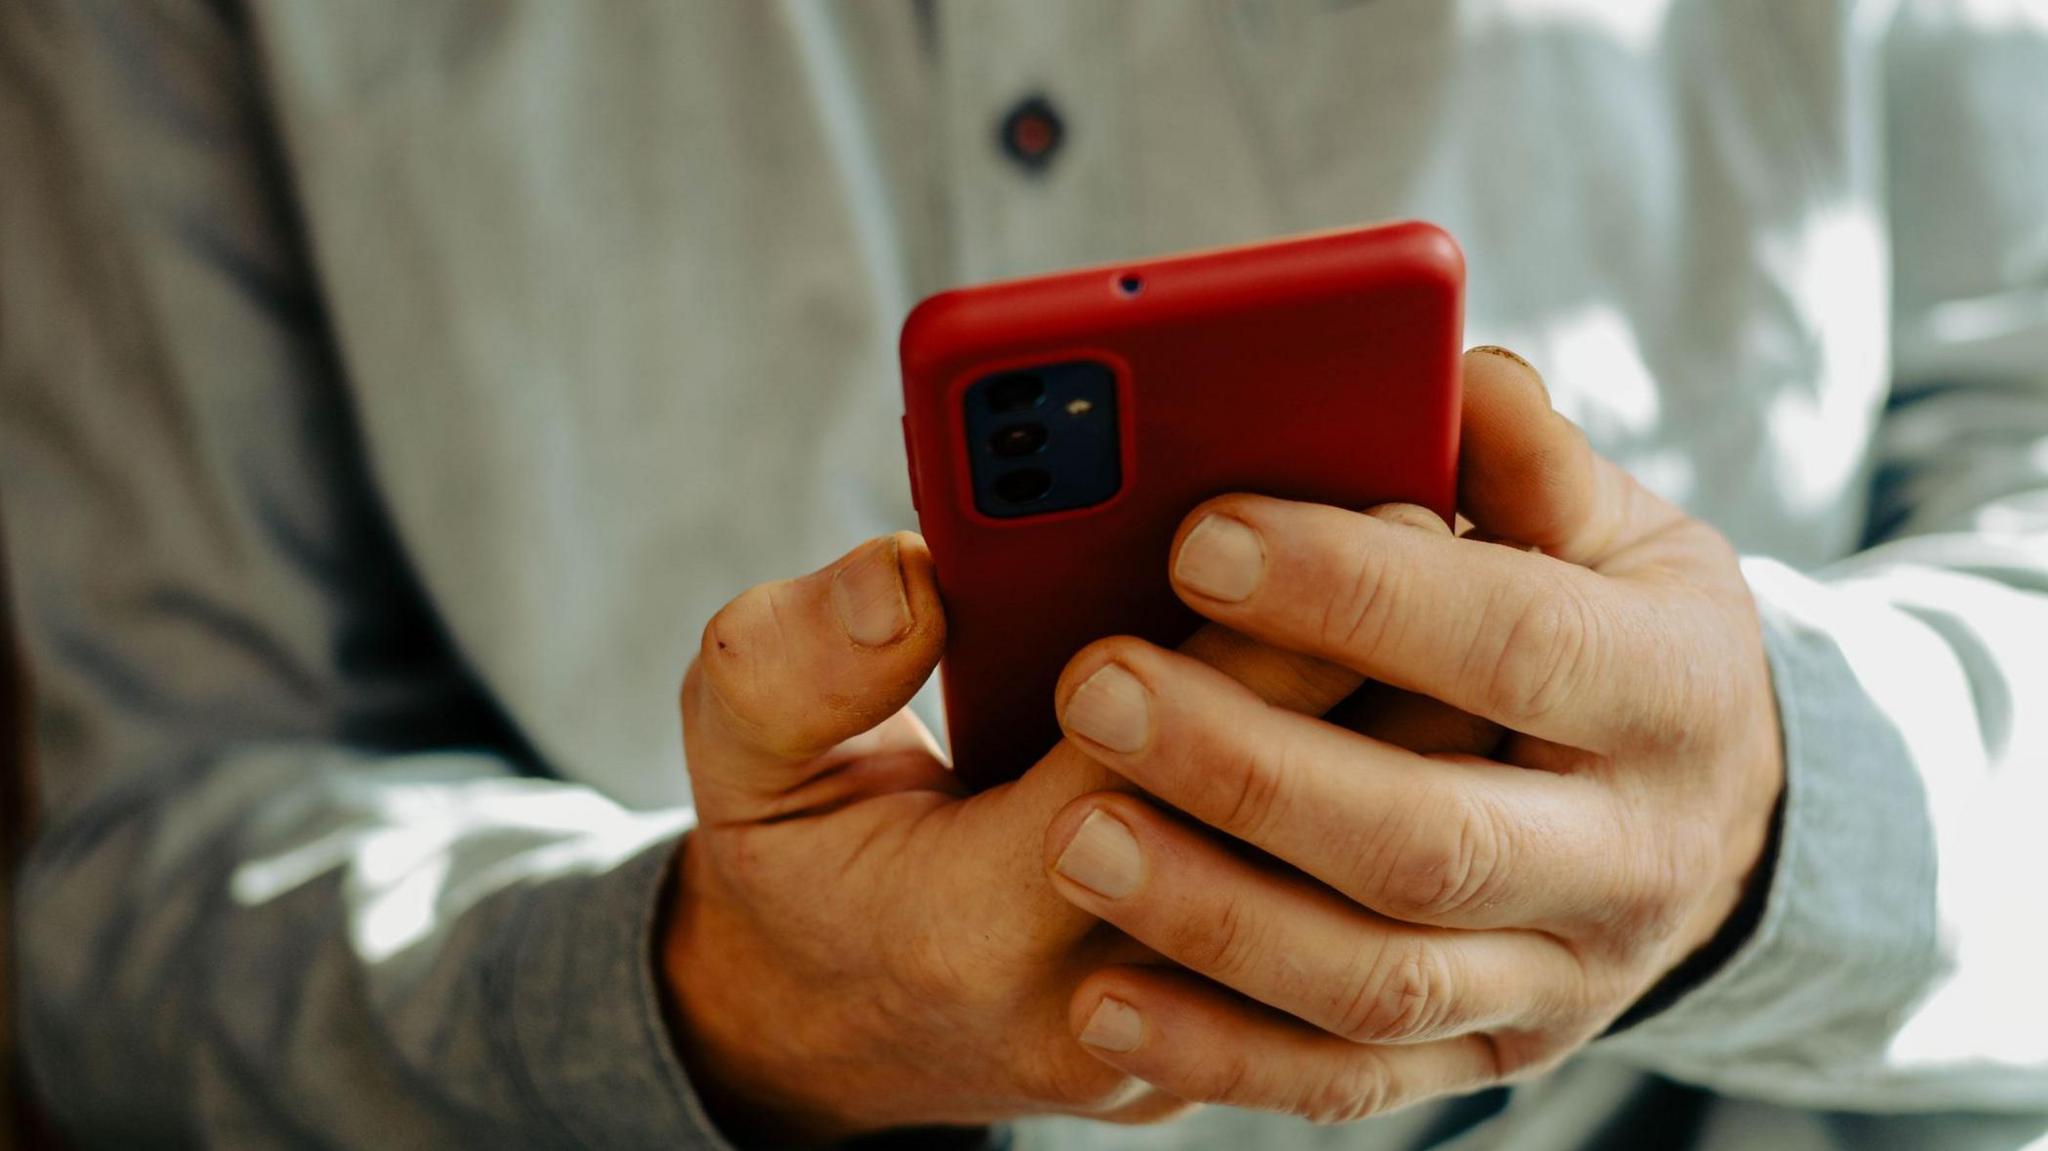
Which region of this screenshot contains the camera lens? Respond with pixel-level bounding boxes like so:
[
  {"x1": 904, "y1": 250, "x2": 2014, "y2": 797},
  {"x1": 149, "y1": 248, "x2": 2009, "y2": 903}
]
[
  {"x1": 993, "y1": 467, "x2": 1053, "y2": 504},
  {"x1": 985, "y1": 373, "x2": 1045, "y2": 413},
  {"x1": 989, "y1": 423, "x2": 1048, "y2": 458}
]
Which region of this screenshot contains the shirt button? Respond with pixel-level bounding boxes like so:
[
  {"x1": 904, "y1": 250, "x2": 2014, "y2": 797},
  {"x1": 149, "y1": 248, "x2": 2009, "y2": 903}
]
[{"x1": 998, "y1": 94, "x2": 1065, "y2": 173}]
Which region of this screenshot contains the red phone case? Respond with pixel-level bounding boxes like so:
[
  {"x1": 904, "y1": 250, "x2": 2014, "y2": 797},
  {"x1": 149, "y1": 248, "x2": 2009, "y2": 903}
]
[{"x1": 901, "y1": 220, "x2": 1464, "y2": 790}]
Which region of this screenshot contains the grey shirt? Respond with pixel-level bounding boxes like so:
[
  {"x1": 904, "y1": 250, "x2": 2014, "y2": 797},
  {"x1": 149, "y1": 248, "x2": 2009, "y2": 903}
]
[{"x1": 4, "y1": 1, "x2": 2048, "y2": 1148}]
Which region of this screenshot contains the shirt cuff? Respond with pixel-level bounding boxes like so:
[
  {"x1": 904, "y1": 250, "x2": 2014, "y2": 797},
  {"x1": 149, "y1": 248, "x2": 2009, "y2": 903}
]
[
  {"x1": 506, "y1": 832, "x2": 738, "y2": 1151},
  {"x1": 1590, "y1": 558, "x2": 1945, "y2": 1093}
]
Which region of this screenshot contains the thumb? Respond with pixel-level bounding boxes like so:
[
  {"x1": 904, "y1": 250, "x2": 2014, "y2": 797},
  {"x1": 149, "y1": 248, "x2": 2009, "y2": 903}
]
[
  {"x1": 1459, "y1": 345, "x2": 1678, "y2": 567},
  {"x1": 681, "y1": 532, "x2": 947, "y2": 820}
]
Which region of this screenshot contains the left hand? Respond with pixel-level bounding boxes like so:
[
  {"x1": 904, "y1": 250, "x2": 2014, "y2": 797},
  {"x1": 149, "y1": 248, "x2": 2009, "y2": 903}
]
[{"x1": 1040, "y1": 347, "x2": 1786, "y2": 1121}]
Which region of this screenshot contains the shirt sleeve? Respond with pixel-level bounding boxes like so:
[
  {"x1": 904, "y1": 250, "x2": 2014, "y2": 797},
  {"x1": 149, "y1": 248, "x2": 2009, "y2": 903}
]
[
  {"x1": 1592, "y1": 5, "x2": 2048, "y2": 1112},
  {"x1": 0, "y1": 3, "x2": 733, "y2": 1146}
]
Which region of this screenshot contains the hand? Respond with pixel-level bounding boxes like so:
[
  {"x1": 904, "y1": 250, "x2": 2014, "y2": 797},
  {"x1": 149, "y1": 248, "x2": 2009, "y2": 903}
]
[
  {"x1": 1040, "y1": 347, "x2": 1785, "y2": 1121},
  {"x1": 666, "y1": 532, "x2": 1388, "y2": 1141}
]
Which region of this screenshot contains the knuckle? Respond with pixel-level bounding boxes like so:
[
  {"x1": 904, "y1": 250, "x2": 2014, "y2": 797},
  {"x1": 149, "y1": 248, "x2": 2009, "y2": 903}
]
[
  {"x1": 1323, "y1": 538, "x2": 1401, "y2": 661},
  {"x1": 1634, "y1": 855, "x2": 1690, "y2": 939},
  {"x1": 1336, "y1": 937, "x2": 1454, "y2": 1044},
  {"x1": 1473, "y1": 577, "x2": 1598, "y2": 727},
  {"x1": 1296, "y1": 1060, "x2": 1394, "y2": 1125},
  {"x1": 698, "y1": 577, "x2": 901, "y2": 759},
  {"x1": 1206, "y1": 721, "x2": 1287, "y2": 842},
  {"x1": 1616, "y1": 825, "x2": 1710, "y2": 947},
  {"x1": 696, "y1": 586, "x2": 791, "y2": 733},
  {"x1": 1376, "y1": 791, "x2": 1509, "y2": 923},
  {"x1": 1176, "y1": 888, "x2": 1266, "y2": 980}
]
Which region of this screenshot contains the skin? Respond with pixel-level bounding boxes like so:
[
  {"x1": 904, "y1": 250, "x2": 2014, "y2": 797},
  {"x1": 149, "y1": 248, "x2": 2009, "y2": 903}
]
[
  {"x1": 669, "y1": 530, "x2": 1408, "y2": 1141},
  {"x1": 1044, "y1": 348, "x2": 1784, "y2": 1117},
  {"x1": 666, "y1": 348, "x2": 1782, "y2": 1138}
]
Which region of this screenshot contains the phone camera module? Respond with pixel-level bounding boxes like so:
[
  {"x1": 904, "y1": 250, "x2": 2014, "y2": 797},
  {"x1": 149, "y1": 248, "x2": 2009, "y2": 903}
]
[
  {"x1": 990, "y1": 423, "x2": 1048, "y2": 458},
  {"x1": 993, "y1": 467, "x2": 1054, "y2": 504},
  {"x1": 965, "y1": 360, "x2": 1118, "y2": 518},
  {"x1": 985, "y1": 373, "x2": 1046, "y2": 414}
]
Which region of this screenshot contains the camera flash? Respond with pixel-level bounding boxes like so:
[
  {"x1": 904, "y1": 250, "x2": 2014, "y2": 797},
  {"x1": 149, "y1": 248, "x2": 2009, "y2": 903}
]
[{"x1": 1065, "y1": 399, "x2": 1094, "y2": 416}]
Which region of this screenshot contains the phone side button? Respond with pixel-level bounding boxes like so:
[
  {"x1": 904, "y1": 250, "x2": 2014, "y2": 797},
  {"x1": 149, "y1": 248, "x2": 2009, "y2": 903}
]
[{"x1": 901, "y1": 414, "x2": 921, "y2": 512}]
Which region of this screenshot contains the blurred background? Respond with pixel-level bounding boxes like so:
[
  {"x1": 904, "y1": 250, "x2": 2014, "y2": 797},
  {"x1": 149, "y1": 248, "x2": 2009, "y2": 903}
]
[
  {"x1": 3, "y1": 4, "x2": 2047, "y2": 1149},
  {"x1": 5, "y1": 526, "x2": 38, "y2": 1149}
]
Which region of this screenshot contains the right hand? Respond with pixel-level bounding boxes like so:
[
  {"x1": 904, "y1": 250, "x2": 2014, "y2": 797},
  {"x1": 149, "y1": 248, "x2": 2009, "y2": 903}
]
[
  {"x1": 666, "y1": 529, "x2": 1416, "y2": 1142},
  {"x1": 664, "y1": 348, "x2": 1564, "y2": 1141}
]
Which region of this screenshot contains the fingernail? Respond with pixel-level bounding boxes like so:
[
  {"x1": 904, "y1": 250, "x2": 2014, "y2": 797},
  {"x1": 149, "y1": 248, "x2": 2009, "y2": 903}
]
[
  {"x1": 1368, "y1": 503, "x2": 1445, "y2": 533},
  {"x1": 1174, "y1": 515, "x2": 1264, "y2": 602},
  {"x1": 831, "y1": 539, "x2": 911, "y2": 647},
  {"x1": 1471, "y1": 344, "x2": 1549, "y2": 398},
  {"x1": 1078, "y1": 996, "x2": 1144, "y2": 1053},
  {"x1": 1063, "y1": 664, "x2": 1150, "y2": 753},
  {"x1": 1054, "y1": 810, "x2": 1143, "y2": 899}
]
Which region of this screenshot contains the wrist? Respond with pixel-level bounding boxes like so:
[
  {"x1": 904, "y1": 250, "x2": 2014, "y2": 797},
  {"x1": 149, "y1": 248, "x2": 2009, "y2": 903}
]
[{"x1": 658, "y1": 832, "x2": 863, "y2": 1146}]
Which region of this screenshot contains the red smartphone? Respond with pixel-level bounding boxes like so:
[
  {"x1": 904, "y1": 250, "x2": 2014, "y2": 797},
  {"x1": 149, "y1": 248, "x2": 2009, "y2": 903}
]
[{"x1": 900, "y1": 220, "x2": 1464, "y2": 790}]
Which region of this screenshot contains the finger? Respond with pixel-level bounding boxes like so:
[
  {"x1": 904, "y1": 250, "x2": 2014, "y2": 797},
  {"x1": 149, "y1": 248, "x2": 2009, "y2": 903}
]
[
  {"x1": 1069, "y1": 966, "x2": 1506, "y2": 1123},
  {"x1": 682, "y1": 533, "x2": 950, "y2": 822},
  {"x1": 1459, "y1": 346, "x2": 1682, "y2": 567},
  {"x1": 998, "y1": 510, "x2": 1447, "y2": 860},
  {"x1": 989, "y1": 613, "x2": 1395, "y2": 948},
  {"x1": 1174, "y1": 504, "x2": 1449, "y2": 718},
  {"x1": 988, "y1": 610, "x2": 1368, "y2": 945},
  {"x1": 755, "y1": 707, "x2": 970, "y2": 820},
  {"x1": 1166, "y1": 495, "x2": 1681, "y2": 748},
  {"x1": 1329, "y1": 510, "x2": 1504, "y2": 756},
  {"x1": 1333, "y1": 680, "x2": 1505, "y2": 758},
  {"x1": 1054, "y1": 640, "x2": 1625, "y2": 928},
  {"x1": 984, "y1": 504, "x2": 1454, "y2": 945},
  {"x1": 1045, "y1": 794, "x2": 1587, "y2": 1042},
  {"x1": 1173, "y1": 625, "x2": 1360, "y2": 719}
]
